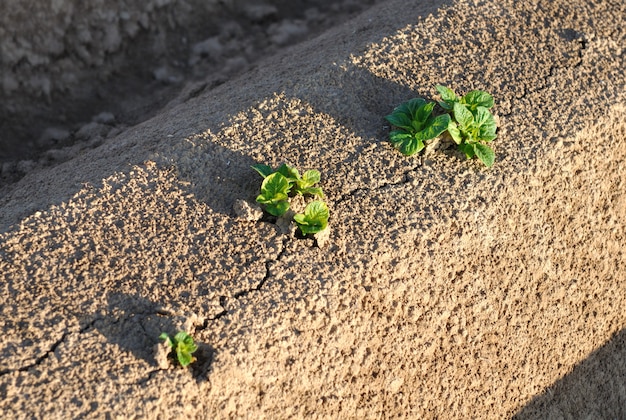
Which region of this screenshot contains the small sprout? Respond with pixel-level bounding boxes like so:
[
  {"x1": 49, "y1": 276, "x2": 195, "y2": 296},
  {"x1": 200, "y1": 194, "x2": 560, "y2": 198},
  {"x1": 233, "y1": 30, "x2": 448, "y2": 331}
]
[
  {"x1": 253, "y1": 164, "x2": 330, "y2": 235},
  {"x1": 254, "y1": 163, "x2": 324, "y2": 199},
  {"x1": 294, "y1": 200, "x2": 329, "y2": 235},
  {"x1": 442, "y1": 88, "x2": 497, "y2": 167},
  {"x1": 159, "y1": 331, "x2": 198, "y2": 367},
  {"x1": 385, "y1": 98, "x2": 450, "y2": 155},
  {"x1": 387, "y1": 85, "x2": 498, "y2": 167},
  {"x1": 436, "y1": 84, "x2": 494, "y2": 112},
  {"x1": 295, "y1": 170, "x2": 324, "y2": 198},
  {"x1": 255, "y1": 172, "x2": 292, "y2": 216}
]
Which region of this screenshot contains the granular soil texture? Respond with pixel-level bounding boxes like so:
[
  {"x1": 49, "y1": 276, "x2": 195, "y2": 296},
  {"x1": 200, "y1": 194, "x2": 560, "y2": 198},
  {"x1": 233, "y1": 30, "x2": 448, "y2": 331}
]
[{"x1": 0, "y1": 0, "x2": 625, "y2": 418}]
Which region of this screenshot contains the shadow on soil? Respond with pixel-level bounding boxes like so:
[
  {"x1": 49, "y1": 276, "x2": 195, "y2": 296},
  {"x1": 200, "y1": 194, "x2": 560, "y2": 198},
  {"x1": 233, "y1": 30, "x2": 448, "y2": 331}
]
[
  {"x1": 0, "y1": 0, "x2": 453, "y2": 232},
  {"x1": 514, "y1": 328, "x2": 626, "y2": 419},
  {"x1": 91, "y1": 292, "x2": 215, "y2": 381}
]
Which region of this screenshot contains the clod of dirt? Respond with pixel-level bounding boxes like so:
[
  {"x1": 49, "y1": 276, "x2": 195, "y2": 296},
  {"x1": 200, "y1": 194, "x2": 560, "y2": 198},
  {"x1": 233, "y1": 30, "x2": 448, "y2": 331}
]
[
  {"x1": 154, "y1": 341, "x2": 172, "y2": 369},
  {"x1": 233, "y1": 199, "x2": 263, "y2": 222},
  {"x1": 276, "y1": 210, "x2": 298, "y2": 236},
  {"x1": 313, "y1": 225, "x2": 331, "y2": 249}
]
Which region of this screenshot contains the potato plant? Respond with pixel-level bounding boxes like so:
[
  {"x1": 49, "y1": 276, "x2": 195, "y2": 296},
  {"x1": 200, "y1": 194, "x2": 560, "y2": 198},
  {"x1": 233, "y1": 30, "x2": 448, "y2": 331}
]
[
  {"x1": 253, "y1": 163, "x2": 329, "y2": 234},
  {"x1": 386, "y1": 85, "x2": 498, "y2": 167}
]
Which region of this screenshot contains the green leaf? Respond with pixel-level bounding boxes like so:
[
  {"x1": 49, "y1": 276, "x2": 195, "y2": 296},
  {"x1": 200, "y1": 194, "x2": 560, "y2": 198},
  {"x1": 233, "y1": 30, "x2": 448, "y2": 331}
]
[
  {"x1": 479, "y1": 128, "x2": 497, "y2": 142},
  {"x1": 435, "y1": 85, "x2": 459, "y2": 111},
  {"x1": 159, "y1": 332, "x2": 173, "y2": 348},
  {"x1": 415, "y1": 102, "x2": 436, "y2": 126},
  {"x1": 385, "y1": 98, "x2": 428, "y2": 132},
  {"x1": 294, "y1": 200, "x2": 329, "y2": 234},
  {"x1": 389, "y1": 108, "x2": 447, "y2": 156},
  {"x1": 298, "y1": 170, "x2": 321, "y2": 189},
  {"x1": 265, "y1": 201, "x2": 290, "y2": 216},
  {"x1": 173, "y1": 332, "x2": 198, "y2": 367},
  {"x1": 447, "y1": 120, "x2": 462, "y2": 144},
  {"x1": 473, "y1": 143, "x2": 495, "y2": 167},
  {"x1": 276, "y1": 163, "x2": 300, "y2": 183},
  {"x1": 389, "y1": 131, "x2": 413, "y2": 147},
  {"x1": 459, "y1": 143, "x2": 475, "y2": 159},
  {"x1": 256, "y1": 172, "x2": 290, "y2": 204},
  {"x1": 435, "y1": 84, "x2": 458, "y2": 110},
  {"x1": 251, "y1": 164, "x2": 274, "y2": 178},
  {"x1": 160, "y1": 332, "x2": 198, "y2": 367},
  {"x1": 474, "y1": 107, "x2": 497, "y2": 141},
  {"x1": 177, "y1": 350, "x2": 193, "y2": 367},
  {"x1": 401, "y1": 137, "x2": 425, "y2": 156},
  {"x1": 473, "y1": 106, "x2": 493, "y2": 127},
  {"x1": 453, "y1": 102, "x2": 474, "y2": 130},
  {"x1": 390, "y1": 131, "x2": 424, "y2": 156},
  {"x1": 384, "y1": 112, "x2": 413, "y2": 131},
  {"x1": 436, "y1": 84, "x2": 458, "y2": 102},
  {"x1": 405, "y1": 97, "x2": 427, "y2": 117},
  {"x1": 174, "y1": 332, "x2": 197, "y2": 352},
  {"x1": 415, "y1": 114, "x2": 450, "y2": 142},
  {"x1": 462, "y1": 90, "x2": 494, "y2": 110}
]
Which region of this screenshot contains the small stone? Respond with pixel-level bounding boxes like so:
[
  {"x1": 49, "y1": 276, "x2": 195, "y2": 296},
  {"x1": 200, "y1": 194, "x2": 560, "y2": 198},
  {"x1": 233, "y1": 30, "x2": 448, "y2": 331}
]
[
  {"x1": 244, "y1": 4, "x2": 278, "y2": 22},
  {"x1": 388, "y1": 377, "x2": 404, "y2": 393},
  {"x1": 92, "y1": 112, "x2": 116, "y2": 125},
  {"x1": 16, "y1": 160, "x2": 36, "y2": 173},
  {"x1": 425, "y1": 138, "x2": 441, "y2": 154},
  {"x1": 43, "y1": 148, "x2": 73, "y2": 162},
  {"x1": 223, "y1": 56, "x2": 248, "y2": 74},
  {"x1": 152, "y1": 66, "x2": 183, "y2": 84},
  {"x1": 268, "y1": 20, "x2": 309, "y2": 46},
  {"x1": 37, "y1": 127, "x2": 71, "y2": 148},
  {"x1": 1, "y1": 161, "x2": 16, "y2": 177},
  {"x1": 276, "y1": 210, "x2": 297, "y2": 235},
  {"x1": 191, "y1": 36, "x2": 223, "y2": 60},
  {"x1": 75, "y1": 122, "x2": 111, "y2": 141},
  {"x1": 183, "y1": 313, "x2": 203, "y2": 333}
]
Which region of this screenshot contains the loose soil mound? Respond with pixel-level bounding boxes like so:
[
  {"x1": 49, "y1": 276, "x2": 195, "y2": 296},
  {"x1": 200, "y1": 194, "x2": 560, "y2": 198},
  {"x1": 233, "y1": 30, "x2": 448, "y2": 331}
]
[{"x1": 0, "y1": 0, "x2": 624, "y2": 418}]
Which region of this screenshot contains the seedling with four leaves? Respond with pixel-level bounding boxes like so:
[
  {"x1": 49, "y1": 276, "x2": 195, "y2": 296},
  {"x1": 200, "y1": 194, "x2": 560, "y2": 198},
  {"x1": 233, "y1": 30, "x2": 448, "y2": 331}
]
[{"x1": 253, "y1": 163, "x2": 329, "y2": 235}]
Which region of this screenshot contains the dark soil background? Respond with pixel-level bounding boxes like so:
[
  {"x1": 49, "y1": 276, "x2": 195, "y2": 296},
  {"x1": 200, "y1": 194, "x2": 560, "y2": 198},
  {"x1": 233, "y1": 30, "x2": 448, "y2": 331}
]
[{"x1": 0, "y1": 0, "x2": 381, "y2": 186}]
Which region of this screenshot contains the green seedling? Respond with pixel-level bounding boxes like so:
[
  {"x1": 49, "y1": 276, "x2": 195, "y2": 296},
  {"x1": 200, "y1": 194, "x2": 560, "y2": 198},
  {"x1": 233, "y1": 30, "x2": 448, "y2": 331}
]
[
  {"x1": 294, "y1": 200, "x2": 329, "y2": 235},
  {"x1": 435, "y1": 84, "x2": 494, "y2": 112},
  {"x1": 253, "y1": 164, "x2": 330, "y2": 235},
  {"x1": 253, "y1": 163, "x2": 324, "y2": 217},
  {"x1": 384, "y1": 98, "x2": 451, "y2": 156},
  {"x1": 386, "y1": 86, "x2": 498, "y2": 167},
  {"x1": 436, "y1": 85, "x2": 497, "y2": 167},
  {"x1": 159, "y1": 331, "x2": 198, "y2": 367},
  {"x1": 253, "y1": 163, "x2": 324, "y2": 198},
  {"x1": 255, "y1": 172, "x2": 292, "y2": 216}
]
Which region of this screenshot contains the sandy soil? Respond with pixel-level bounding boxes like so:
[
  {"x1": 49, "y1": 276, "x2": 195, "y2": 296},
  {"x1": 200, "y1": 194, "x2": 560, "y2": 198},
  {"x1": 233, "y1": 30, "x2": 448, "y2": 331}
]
[{"x1": 1, "y1": 0, "x2": 625, "y2": 418}]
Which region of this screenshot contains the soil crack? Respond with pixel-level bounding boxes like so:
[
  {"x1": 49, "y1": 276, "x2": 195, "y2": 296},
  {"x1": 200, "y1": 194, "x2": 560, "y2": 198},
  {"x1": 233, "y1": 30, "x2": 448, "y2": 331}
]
[
  {"x1": 335, "y1": 164, "x2": 419, "y2": 207},
  {"x1": 233, "y1": 236, "x2": 289, "y2": 300}
]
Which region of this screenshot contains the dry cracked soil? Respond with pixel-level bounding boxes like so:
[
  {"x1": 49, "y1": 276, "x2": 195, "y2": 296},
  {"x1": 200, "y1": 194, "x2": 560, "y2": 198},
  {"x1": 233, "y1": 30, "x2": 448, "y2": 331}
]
[{"x1": 1, "y1": 0, "x2": 625, "y2": 418}]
